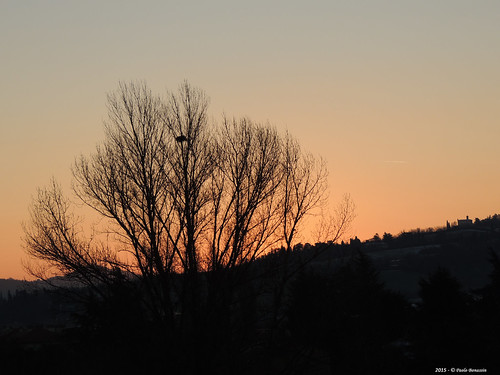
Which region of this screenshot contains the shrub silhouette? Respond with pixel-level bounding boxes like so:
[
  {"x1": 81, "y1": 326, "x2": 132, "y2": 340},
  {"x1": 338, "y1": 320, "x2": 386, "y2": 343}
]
[
  {"x1": 288, "y1": 252, "x2": 410, "y2": 374},
  {"x1": 413, "y1": 267, "x2": 482, "y2": 369}
]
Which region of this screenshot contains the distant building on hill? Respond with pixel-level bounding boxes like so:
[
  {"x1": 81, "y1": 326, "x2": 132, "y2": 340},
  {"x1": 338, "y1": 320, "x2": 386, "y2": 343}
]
[{"x1": 457, "y1": 216, "x2": 473, "y2": 227}]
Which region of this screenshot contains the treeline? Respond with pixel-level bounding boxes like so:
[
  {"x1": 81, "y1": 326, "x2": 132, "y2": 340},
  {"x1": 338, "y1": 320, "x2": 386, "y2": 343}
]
[
  {"x1": 3, "y1": 215, "x2": 500, "y2": 373},
  {"x1": 286, "y1": 251, "x2": 500, "y2": 374},
  {"x1": 370, "y1": 214, "x2": 500, "y2": 249},
  {"x1": 1, "y1": 248, "x2": 500, "y2": 374},
  {"x1": 0, "y1": 289, "x2": 58, "y2": 326}
]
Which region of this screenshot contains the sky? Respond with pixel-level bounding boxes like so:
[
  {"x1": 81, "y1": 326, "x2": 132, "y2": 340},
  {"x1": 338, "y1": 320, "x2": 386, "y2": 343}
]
[{"x1": 1, "y1": 0, "x2": 500, "y2": 279}]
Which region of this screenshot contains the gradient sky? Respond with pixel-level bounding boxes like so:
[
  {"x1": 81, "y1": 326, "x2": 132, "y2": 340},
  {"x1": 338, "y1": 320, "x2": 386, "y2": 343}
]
[{"x1": 1, "y1": 1, "x2": 500, "y2": 279}]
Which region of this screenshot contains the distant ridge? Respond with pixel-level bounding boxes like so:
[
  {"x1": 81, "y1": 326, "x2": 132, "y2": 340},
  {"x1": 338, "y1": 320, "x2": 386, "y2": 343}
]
[{"x1": 0, "y1": 278, "x2": 33, "y2": 298}]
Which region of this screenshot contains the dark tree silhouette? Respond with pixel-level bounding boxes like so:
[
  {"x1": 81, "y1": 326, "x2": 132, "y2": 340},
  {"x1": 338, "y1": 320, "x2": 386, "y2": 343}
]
[
  {"x1": 476, "y1": 249, "x2": 500, "y2": 371},
  {"x1": 413, "y1": 267, "x2": 483, "y2": 369},
  {"x1": 23, "y1": 81, "x2": 353, "y2": 374},
  {"x1": 288, "y1": 252, "x2": 410, "y2": 374}
]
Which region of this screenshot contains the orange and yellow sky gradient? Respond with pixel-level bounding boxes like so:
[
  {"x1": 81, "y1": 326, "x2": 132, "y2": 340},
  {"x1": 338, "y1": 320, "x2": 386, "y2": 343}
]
[{"x1": 1, "y1": 1, "x2": 500, "y2": 279}]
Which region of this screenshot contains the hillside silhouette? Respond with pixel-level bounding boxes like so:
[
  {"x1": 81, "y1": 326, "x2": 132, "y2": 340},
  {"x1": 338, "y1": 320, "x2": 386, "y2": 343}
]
[{"x1": 2, "y1": 215, "x2": 500, "y2": 373}]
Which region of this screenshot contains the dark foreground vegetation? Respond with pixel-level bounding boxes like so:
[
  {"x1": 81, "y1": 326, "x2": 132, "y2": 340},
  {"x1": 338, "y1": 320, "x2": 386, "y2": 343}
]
[{"x1": 2, "y1": 215, "x2": 500, "y2": 374}]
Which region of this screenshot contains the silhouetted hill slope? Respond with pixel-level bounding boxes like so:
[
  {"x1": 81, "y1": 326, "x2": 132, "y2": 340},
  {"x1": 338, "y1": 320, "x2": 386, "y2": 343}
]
[
  {"x1": 258, "y1": 215, "x2": 500, "y2": 301},
  {"x1": 0, "y1": 279, "x2": 32, "y2": 299},
  {"x1": 3, "y1": 215, "x2": 500, "y2": 325},
  {"x1": 2, "y1": 217, "x2": 500, "y2": 373},
  {"x1": 0, "y1": 278, "x2": 78, "y2": 327}
]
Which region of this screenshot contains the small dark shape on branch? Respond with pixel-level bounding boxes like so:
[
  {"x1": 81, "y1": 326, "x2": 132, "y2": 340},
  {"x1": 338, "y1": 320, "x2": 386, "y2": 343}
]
[{"x1": 175, "y1": 135, "x2": 187, "y2": 143}]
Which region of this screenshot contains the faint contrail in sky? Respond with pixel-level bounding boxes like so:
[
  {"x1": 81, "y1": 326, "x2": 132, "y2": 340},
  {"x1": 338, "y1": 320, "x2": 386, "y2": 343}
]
[{"x1": 383, "y1": 160, "x2": 408, "y2": 164}]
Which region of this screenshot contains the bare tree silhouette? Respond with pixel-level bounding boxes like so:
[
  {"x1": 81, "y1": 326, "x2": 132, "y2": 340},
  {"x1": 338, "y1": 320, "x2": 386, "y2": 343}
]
[{"x1": 23, "y1": 81, "x2": 354, "y2": 373}]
